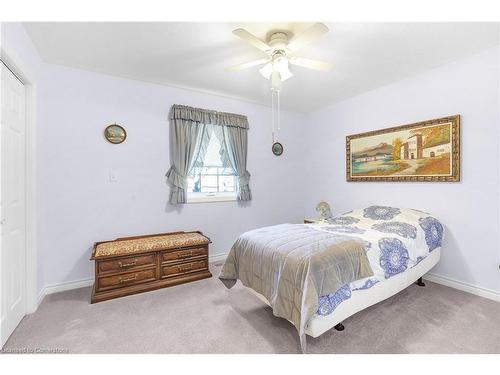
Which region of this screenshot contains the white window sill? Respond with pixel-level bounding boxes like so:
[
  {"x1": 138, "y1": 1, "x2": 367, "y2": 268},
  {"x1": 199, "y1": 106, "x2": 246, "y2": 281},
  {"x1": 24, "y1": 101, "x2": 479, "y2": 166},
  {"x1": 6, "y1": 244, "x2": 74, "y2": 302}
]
[{"x1": 187, "y1": 193, "x2": 237, "y2": 204}]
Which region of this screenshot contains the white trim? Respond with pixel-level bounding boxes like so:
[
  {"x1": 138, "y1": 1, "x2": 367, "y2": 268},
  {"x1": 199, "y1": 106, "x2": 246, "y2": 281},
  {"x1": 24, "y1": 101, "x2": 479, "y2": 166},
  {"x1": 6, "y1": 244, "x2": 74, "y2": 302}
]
[
  {"x1": 209, "y1": 252, "x2": 228, "y2": 263},
  {"x1": 37, "y1": 278, "x2": 94, "y2": 305},
  {"x1": 423, "y1": 272, "x2": 500, "y2": 302},
  {"x1": 34, "y1": 252, "x2": 499, "y2": 309},
  {"x1": 0, "y1": 42, "x2": 38, "y2": 315},
  {"x1": 37, "y1": 252, "x2": 230, "y2": 305},
  {"x1": 187, "y1": 192, "x2": 237, "y2": 204}
]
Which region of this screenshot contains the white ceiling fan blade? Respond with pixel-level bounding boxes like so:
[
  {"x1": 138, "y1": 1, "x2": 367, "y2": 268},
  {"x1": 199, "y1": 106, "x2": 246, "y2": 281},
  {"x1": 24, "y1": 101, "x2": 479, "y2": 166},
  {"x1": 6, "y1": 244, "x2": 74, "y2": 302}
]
[
  {"x1": 232, "y1": 28, "x2": 271, "y2": 52},
  {"x1": 289, "y1": 57, "x2": 332, "y2": 72},
  {"x1": 225, "y1": 58, "x2": 270, "y2": 72},
  {"x1": 287, "y1": 23, "x2": 329, "y2": 52}
]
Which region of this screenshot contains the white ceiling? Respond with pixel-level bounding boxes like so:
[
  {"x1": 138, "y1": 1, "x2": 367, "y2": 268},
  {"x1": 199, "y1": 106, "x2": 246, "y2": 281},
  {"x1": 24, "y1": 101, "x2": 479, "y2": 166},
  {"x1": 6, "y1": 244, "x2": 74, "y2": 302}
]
[{"x1": 24, "y1": 22, "x2": 499, "y2": 112}]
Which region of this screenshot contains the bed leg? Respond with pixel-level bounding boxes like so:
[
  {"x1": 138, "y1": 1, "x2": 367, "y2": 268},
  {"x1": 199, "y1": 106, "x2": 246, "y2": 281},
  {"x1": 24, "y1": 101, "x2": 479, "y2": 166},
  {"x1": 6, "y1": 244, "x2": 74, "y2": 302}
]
[
  {"x1": 416, "y1": 277, "x2": 426, "y2": 287},
  {"x1": 334, "y1": 323, "x2": 344, "y2": 331}
]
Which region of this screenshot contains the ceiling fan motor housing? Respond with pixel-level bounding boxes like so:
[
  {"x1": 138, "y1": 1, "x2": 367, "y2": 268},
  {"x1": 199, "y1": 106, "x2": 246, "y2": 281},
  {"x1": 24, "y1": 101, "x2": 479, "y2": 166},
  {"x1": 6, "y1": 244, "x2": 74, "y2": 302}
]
[
  {"x1": 268, "y1": 31, "x2": 290, "y2": 52},
  {"x1": 227, "y1": 23, "x2": 331, "y2": 75}
]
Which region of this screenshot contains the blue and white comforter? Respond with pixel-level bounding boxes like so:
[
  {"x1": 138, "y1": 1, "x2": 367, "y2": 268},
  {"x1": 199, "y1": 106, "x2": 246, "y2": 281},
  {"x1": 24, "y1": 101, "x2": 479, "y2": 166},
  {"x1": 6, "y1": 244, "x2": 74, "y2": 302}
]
[{"x1": 311, "y1": 206, "x2": 444, "y2": 316}]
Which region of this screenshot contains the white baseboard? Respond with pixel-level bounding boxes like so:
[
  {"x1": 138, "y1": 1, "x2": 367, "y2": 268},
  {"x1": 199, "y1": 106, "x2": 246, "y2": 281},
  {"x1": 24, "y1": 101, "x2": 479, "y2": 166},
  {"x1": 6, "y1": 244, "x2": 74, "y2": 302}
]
[
  {"x1": 424, "y1": 272, "x2": 500, "y2": 302},
  {"x1": 37, "y1": 252, "x2": 230, "y2": 306},
  {"x1": 209, "y1": 252, "x2": 228, "y2": 263},
  {"x1": 37, "y1": 256, "x2": 497, "y2": 308},
  {"x1": 37, "y1": 277, "x2": 94, "y2": 305}
]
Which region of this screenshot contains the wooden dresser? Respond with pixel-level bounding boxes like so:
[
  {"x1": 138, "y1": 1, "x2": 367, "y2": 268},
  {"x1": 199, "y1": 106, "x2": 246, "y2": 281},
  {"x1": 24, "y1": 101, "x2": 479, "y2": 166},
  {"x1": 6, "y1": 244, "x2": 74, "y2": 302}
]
[{"x1": 90, "y1": 231, "x2": 212, "y2": 303}]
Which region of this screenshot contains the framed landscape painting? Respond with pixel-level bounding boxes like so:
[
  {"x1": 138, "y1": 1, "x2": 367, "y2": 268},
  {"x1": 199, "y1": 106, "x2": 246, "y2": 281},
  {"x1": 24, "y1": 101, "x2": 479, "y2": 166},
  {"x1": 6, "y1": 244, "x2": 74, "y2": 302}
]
[{"x1": 346, "y1": 115, "x2": 460, "y2": 182}]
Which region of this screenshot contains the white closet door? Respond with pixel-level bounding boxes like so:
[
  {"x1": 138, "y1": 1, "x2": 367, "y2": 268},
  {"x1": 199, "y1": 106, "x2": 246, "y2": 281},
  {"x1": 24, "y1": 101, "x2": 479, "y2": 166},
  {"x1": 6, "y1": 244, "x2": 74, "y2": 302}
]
[{"x1": 1, "y1": 63, "x2": 27, "y2": 347}]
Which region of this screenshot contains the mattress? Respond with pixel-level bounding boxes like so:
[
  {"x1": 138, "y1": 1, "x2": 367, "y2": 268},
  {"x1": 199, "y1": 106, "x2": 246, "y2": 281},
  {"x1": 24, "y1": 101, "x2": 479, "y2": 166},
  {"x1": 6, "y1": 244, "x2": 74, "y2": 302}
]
[
  {"x1": 248, "y1": 247, "x2": 441, "y2": 337},
  {"x1": 308, "y1": 206, "x2": 444, "y2": 317},
  {"x1": 308, "y1": 247, "x2": 440, "y2": 337}
]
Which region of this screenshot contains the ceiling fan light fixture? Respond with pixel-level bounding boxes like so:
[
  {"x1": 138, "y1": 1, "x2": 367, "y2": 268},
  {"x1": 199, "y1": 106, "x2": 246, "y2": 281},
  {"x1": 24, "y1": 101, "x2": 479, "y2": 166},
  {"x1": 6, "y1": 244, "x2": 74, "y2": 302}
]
[
  {"x1": 259, "y1": 62, "x2": 273, "y2": 80},
  {"x1": 274, "y1": 57, "x2": 293, "y2": 81},
  {"x1": 228, "y1": 23, "x2": 331, "y2": 154},
  {"x1": 228, "y1": 23, "x2": 331, "y2": 79},
  {"x1": 259, "y1": 57, "x2": 293, "y2": 83}
]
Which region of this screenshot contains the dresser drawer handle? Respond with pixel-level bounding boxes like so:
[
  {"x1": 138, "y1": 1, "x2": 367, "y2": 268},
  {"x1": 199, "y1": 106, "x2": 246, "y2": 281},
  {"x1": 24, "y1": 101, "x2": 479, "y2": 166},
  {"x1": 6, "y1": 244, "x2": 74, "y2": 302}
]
[
  {"x1": 178, "y1": 265, "x2": 193, "y2": 272},
  {"x1": 119, "y1": 274, "x2": 138, "y2": 283},
  {"x1": 118, "y1": 260, "x2": 137, "y2": 268},
  {"x1": 176, "y1": 251, "x2": 193, "y2": 259}
]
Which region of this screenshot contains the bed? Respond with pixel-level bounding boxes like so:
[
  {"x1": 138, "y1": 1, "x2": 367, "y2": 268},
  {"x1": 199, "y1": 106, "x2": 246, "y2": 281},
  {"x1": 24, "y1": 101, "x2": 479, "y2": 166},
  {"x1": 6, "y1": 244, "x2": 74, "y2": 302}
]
[{"x1": 219, "y1": 206, "x2": 444, "y2": 352}]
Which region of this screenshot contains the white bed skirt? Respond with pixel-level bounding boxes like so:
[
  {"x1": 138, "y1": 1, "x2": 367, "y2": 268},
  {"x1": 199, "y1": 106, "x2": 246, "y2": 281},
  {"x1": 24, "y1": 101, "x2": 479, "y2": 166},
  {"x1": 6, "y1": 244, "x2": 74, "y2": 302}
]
[{"x1": 247, "y1": 248, "x2": 441, "y2": 338}]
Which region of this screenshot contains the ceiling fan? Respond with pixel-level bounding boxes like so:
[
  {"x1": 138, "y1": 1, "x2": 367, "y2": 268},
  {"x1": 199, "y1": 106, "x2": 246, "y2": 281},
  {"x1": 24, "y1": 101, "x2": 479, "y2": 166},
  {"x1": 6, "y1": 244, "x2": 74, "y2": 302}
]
[{"x1": 226, "y1": 23, "x2": 332, "y2": 89}]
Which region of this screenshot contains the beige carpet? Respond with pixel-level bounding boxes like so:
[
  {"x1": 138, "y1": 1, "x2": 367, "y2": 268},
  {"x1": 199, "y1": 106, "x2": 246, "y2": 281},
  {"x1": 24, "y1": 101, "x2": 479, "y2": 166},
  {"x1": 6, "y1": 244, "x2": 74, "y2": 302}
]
[{"x1": 4, "y1": 263, "x2": 500, "y2": 354}]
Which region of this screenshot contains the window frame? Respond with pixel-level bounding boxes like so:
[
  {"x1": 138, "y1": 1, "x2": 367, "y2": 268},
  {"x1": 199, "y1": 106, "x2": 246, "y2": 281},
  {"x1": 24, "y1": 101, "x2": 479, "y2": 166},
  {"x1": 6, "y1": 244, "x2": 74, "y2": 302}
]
[
  {"x1": 187, "y1": 191, "x2": 237, "y2": 203},
  {"x1": 186, "y1": 133, "x2": 238, "y2": 203}
]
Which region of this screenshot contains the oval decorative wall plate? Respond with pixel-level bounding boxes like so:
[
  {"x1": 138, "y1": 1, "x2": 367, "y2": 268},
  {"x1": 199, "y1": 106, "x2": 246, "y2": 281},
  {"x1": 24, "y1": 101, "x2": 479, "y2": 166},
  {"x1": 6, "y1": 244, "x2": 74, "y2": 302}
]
[
  {"x1": 104, "y1": 124, "x2": 127, "y2": 144},
  {"x1": 272, "y1": 142, "x2": 283, "y2": 156}
]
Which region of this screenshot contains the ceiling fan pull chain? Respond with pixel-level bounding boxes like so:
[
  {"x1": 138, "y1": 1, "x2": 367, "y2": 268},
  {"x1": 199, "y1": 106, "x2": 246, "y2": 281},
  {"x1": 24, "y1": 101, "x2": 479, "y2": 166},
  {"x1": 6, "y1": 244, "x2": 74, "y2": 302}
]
[
  {"x1": 277, "y1": 89, "x2": 281, "y2": 131},
  {"x1": 271, "y1": 89, "x2": 276, "y2": 143}
]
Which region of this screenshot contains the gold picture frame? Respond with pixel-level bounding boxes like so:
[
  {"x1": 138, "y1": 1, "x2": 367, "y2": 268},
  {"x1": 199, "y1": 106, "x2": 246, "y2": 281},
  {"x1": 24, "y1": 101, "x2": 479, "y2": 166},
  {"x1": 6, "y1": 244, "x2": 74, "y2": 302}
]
[{"x1": 346, "y1": 115, "x2": 460, "y2": 182}]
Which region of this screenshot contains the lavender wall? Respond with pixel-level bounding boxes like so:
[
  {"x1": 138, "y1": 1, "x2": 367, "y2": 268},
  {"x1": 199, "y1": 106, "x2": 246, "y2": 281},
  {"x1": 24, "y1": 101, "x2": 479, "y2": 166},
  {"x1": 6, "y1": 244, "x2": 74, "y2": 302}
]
[
  {"x1": 1, "y1": 23, "x2": 43, "y2": 76},
  {"x1": 3, "y1": 23, "x2": 306, "y2": 293},
  {"x1": 303, "y1": 47, "x2": 500, "y2": 292},
  {"x1": 3, "y1": 22, "x2": 499, "y2": 297},
  {"x1": 36, "y1": 64, "x2": 306, "y2": 290}
]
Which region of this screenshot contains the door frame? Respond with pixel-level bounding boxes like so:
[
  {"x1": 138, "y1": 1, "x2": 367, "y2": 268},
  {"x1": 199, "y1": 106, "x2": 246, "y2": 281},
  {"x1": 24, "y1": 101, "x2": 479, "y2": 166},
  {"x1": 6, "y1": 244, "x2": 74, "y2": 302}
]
[{"x1": 1, "y1": 43, "x2": 38, "y2": 315}]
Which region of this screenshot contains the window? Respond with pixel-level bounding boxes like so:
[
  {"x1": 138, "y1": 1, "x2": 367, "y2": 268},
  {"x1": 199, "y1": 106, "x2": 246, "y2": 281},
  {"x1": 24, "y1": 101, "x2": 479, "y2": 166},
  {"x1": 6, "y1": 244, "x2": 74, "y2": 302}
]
[{"x1": 187, "y1": 126, "x2": 237, "y2": 203}]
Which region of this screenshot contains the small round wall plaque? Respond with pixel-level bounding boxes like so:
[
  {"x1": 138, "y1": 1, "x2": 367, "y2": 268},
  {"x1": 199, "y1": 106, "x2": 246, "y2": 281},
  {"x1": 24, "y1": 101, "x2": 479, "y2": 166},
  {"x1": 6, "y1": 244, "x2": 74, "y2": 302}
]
[
  {"x1": 272, "y1": 142, "x2": 283, "y2": 156},
  {"x1": 104, "y1": 124, "x2": 127, "y2": 144}
]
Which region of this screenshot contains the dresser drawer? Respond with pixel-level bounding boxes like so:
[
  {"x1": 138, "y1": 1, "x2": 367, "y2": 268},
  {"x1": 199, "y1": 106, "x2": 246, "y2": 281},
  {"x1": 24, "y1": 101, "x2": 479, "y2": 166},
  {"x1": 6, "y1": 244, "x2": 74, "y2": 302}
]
[
  {"x1": 161, "y1": 246, "x2": 208, "y2": 264},
  {"x1": 91, "y1": 230, "x2": 213, "y2": 303},
  {"x1": 96, "y1": 268, "x2": 157, "y2": 292},
  {"x1": 97, "y1": 254, "x2": 157, "y2": 274},
  {"x1": 161, "y1": 259, "x2": 208, "y2": 278}
]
